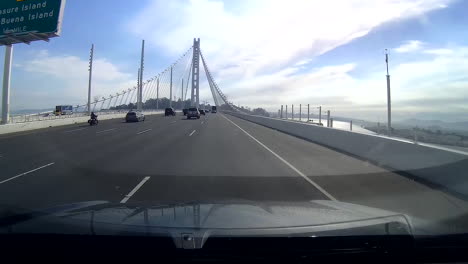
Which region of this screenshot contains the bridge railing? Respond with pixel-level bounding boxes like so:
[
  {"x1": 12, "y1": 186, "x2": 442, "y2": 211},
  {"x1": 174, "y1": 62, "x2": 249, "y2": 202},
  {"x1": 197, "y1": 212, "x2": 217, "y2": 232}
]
[{"x1": 7, "y1": 109, "x2": 164, "y2": 124}]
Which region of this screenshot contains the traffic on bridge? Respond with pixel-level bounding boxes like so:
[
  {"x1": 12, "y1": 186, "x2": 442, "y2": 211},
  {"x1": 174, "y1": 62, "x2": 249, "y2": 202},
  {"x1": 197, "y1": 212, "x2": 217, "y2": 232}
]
[{"x1": 0, "y1": 0, "x2": 467, "y2": 261}]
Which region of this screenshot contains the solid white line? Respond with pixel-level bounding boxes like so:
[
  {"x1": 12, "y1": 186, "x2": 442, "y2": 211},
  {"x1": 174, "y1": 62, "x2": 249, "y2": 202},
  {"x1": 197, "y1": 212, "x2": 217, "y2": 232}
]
[
  {"x1": 137, "y1": 129, "x2": 152, "y2": 135},
  {"x1": 0, "y1": 163, "x2": 55, "y2": 185},
  {"x1": 120, "y1": 176, "x2": 151, "y2": 204},
  {"x1": 189, "y1": 130, "x2": 196, "y2": 137},
  {"x1": 170, "y1": 121, "x2": 177, "y2": 124},
  {"x1": 64, "y1": 128, "x2": 86, "y2": 133},
  {"x1": 221, "y1": 114, "x2": 337, "y2": 201},
  {"x1": 96, "y1": 128, "x2": 116, "y2": 134}
]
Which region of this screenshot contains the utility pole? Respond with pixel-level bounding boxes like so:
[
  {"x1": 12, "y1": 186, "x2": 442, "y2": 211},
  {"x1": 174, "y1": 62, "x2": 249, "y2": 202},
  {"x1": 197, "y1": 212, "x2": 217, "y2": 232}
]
[
  {"x1": 286, "y1": 105, "x2": 288, "y2": 119},
  {"x1": 87, "y1": 44, "x2": 94, "y2": 115},
  {"x1": 307, "y1": 104, "x2": 310, "y2": 121},
  {"x1": 385, "y1": 49, "x2": 392, "y2": 135},
  {"x1": 1, "y1": 45, "x2": 13, "y2": 124},
  {"x1": 327, "y1": 110, "x2": 330, "y2": 127},
  {"x1": 170, "y1": 66, "x2": 173, "y2": 108},
  {"x1": 281, "y1": 105, "x2": 283, "y2": 118},
  {"x1": 138, "y1": 40, "x2": 145, "y2": 111}
]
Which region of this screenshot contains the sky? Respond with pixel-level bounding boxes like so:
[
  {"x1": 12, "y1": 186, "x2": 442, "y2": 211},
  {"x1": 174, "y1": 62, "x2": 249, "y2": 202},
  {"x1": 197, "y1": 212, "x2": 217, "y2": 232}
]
[{"x1": 1, "y1": 0, "x2": 468, "y2": 122}]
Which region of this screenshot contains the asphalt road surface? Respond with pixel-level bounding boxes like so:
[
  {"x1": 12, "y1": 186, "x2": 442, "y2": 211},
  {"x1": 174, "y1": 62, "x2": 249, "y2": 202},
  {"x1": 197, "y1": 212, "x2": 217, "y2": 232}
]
[{"x1": 1, "y1": 112, "x2": 467, "y2": 234}]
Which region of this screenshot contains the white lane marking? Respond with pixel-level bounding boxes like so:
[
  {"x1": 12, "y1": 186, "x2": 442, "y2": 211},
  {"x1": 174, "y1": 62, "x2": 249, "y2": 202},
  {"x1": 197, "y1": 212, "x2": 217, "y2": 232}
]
[
  {"x1": 137, "y1": 129, "x2": 152, "y2": 135},
  {"x1": 64, "y1": 128, "x2": 86, "y2": 133},
  {"x1": 221, "y1": 114, "x2": 337, "y2": 201},
  {"x1": 170, "y1": 121, "x2": 177, "y2": 124},
  {"x1": 0, "y1": 163, "x2": 55, "y2": 185},
  {"x1": 96, "y1": 128, "x2": 116, "y2": 134},
  {"x1": 201, "y1": 121, "x2": 204, "y2": 124},
  {"x1": 189, "y1": 130, "x2": 196, "y2": 137},
  {"x1": 120, "y1": 176, "x2": 151, "y2": 204}
]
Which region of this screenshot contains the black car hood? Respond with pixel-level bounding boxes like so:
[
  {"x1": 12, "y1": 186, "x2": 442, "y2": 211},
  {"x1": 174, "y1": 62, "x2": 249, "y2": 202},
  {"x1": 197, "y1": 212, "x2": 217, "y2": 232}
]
[{"x1": 0, "y1": 200, "x2": 413, "y2": 248}]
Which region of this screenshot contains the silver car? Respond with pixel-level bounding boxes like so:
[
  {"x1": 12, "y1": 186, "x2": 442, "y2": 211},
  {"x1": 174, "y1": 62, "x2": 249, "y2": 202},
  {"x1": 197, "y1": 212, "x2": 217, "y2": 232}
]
[{"x1": 186, "y1": 108, "x2": 200, "y2": 119}]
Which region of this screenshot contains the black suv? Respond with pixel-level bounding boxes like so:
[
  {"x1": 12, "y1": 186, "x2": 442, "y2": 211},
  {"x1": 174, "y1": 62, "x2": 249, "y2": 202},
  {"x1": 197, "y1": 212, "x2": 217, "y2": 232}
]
[{"x1": 165, "y1": 108, "x2": 176, "y2": 116}]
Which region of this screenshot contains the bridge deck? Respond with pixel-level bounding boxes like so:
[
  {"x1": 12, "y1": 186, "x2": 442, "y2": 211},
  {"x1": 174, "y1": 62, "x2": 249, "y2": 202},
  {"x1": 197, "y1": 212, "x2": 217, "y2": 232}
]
[{"x1": 0, "y1": 113, "x2": 467, "y2": 234}]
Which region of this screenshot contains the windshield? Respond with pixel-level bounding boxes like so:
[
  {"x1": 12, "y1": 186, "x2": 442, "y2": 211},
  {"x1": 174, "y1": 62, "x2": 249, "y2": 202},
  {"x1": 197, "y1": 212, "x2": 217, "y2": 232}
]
[{"x1": 1, "y1": 0, "x2": 468, "y2": 249}]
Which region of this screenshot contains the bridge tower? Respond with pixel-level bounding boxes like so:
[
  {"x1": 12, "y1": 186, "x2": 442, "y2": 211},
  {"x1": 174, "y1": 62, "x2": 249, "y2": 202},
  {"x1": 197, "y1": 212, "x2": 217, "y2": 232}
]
[{"x1": 190, "y1": 38, "x2": 200, "y2": 107}]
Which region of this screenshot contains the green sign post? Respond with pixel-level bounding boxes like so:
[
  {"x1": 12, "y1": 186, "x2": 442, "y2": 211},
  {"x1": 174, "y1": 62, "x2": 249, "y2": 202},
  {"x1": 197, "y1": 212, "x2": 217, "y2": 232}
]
[{"x1": 0, "y1": 0, "x2": 66, "y2": 124}]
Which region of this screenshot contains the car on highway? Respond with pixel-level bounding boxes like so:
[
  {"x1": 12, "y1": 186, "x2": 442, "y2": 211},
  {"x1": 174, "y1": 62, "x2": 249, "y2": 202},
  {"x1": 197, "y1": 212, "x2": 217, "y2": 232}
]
[
  {"x1": 182, "y1": 108, "x2": 188, "y2": 116},
  {"x1": 165, "y1": 108, "x2": 176, "y2": 116},
  {"x1": 211, "y1": 106, "x2": 217, "y2": 113},
  {"x1": 199, "y1": 109, "x2": 205, "y2": 115},
  {"x1": 125, "y1": 111, "x2": 145, "y2": 122},
  {"x1": 187, "y1": 107, "x2": 200, "y2": 119}
]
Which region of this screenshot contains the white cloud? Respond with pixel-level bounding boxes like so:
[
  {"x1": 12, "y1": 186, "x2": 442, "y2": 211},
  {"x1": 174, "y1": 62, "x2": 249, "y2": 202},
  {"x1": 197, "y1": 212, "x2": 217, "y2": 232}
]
[
  {"x1": 423, "y1": 48, "x2": 454, "y2": 55},
  {"x1": 17, "y1": 51, "x2": 136, "y2": 107},
  {"x1": 216, "y1": 44, "x2": 468, "y2": 122},
  {"x1": 123, "y1": 0, "x2": 452, "y2": 117},
  {"x1": 394, "y1": 40, "x2": 425, "y2": 53},
  {"x1": 126, "y1": 0, "x2": 449, "y2": 77}
]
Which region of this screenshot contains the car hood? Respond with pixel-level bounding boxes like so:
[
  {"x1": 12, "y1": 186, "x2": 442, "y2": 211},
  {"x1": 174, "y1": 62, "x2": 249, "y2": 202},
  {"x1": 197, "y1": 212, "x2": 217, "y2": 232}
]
[{"x1": 0, "y1": 200, "x2": 413, "y2": 248}]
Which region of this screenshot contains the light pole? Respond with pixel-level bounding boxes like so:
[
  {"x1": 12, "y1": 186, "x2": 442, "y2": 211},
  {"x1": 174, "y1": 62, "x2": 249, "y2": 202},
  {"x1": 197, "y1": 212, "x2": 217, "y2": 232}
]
[
  {"x1": 87, "y1": 44, "x2": 94, "y2": 115},
  {"x1": 385, "y1": 49, "x2": 392, "y2": 135}
]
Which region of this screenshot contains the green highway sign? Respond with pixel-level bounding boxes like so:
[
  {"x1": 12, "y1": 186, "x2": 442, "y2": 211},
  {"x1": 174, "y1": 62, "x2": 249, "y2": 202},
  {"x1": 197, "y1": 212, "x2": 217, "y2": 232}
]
[{"x1": 0, "y1": 0, "x2": 66, "y2": 45}]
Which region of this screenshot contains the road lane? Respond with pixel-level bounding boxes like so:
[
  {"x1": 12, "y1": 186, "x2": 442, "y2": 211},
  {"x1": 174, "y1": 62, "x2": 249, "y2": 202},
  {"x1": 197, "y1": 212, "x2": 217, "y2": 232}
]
[
  {"x1": 222, "y1": 113, "x2": 468, "y2": 234},
  {"x1": 130, "y1": 113, "x2": 330, "y2": 203}
]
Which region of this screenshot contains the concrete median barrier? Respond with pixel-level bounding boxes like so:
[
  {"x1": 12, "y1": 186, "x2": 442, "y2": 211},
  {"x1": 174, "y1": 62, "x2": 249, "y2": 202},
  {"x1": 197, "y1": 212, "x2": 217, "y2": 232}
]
[
  {"x1": 225, "y1": 111, "x2": 468, "y2": 198},
  {"x1": 0, "y1": 110, "x2": 164, "y2": 135}
]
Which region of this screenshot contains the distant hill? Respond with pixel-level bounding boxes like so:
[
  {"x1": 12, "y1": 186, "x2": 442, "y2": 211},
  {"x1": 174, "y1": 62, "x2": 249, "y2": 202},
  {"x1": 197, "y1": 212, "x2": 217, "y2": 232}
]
[{"x1": 395, "y1": 119, "x2": 468, "y2": 132}]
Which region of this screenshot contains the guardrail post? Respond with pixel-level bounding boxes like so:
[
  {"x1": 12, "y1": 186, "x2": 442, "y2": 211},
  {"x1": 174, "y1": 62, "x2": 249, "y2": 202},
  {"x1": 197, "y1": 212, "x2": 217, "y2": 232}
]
[
  {"x1": 292, "y1": 104, "x2": 294, "y2": 120},
  {"x1": 319, "y1": 106, "x2": 322, "y2": 125},
  {"x1": 327, "y1": 110, "x2": 330, "y2": 127},
  {"x1": 307, "y1": 104, "x2": 310, "y2": 122},
  {"x1": 280, "y1": 105, "x2": 283, "y2": 119},
  {"x1": 350, "y1": 120, "x2": 353, "y2": 131},
  {"x1": 285, "y1": 105, "x2": 288, "y2": 119},
  {"x1": 330, "y1": 118, "x2": 333, "y2": 128}
]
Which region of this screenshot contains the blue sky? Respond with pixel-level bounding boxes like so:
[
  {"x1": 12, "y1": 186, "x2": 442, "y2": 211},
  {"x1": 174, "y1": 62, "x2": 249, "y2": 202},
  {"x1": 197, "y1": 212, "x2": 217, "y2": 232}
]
[{"x1": 1, "y1": 0, "x2": 468, "y2": 122}]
